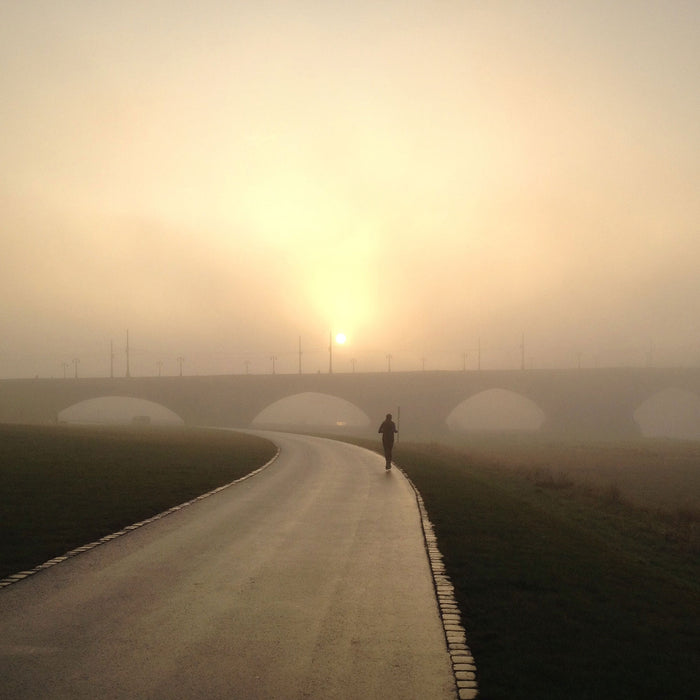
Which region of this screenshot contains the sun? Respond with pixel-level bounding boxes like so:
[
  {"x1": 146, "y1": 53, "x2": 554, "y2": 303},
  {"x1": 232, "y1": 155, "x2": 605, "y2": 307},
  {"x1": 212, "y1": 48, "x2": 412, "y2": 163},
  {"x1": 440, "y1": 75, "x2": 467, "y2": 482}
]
[{"x1": 335, "y1": 332, "x2": 347, "y2": 345}]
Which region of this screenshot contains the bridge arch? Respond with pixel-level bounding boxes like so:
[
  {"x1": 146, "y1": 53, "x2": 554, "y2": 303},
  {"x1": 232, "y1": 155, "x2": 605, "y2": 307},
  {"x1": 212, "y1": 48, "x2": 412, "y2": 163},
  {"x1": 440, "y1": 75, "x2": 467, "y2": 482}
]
[
  {"x1": 251, "y1": 392, "x2": 371, "y2": 429},
  {"x1": 633, "y1": 387, "x2": 700, "y2": 439},
  {"x1": 446, "y1": 388, "x2": 546, "y2": 432},
  {"x1": 58, "y1": 396, "x2": 184, "y2": 425}
]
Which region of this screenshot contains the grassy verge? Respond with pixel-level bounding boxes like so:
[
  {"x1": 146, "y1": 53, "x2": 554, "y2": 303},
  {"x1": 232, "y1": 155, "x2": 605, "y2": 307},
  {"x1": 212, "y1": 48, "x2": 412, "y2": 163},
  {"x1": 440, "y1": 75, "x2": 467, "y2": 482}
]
[
  {"x1": 344, "y1": 436, "x2": 699, "y2": 700},
  {"x1": 0, "y1": 423, "x2": 277, "y2": 580}
]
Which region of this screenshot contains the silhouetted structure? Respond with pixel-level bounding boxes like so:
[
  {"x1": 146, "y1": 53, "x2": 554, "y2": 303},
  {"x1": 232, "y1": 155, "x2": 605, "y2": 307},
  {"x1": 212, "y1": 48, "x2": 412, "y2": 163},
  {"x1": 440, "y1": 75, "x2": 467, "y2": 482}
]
[{"x1": 2, "y1": 367, "x2": 700, "y2": 438}]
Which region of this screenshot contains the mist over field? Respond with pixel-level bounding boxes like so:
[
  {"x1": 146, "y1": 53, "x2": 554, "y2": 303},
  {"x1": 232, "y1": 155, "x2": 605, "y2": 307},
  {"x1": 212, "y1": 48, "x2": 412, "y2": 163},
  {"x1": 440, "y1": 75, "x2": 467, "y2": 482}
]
[{"x1": 1, "y1": 1, "x2": 699, "y2": 380}]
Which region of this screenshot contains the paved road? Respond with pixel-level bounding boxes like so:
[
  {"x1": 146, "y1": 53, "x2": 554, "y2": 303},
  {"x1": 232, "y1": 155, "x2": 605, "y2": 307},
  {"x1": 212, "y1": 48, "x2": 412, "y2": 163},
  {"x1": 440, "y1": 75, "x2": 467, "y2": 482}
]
[{"x1": 0, "y1": 432, "x2": 456, "y2": 699}]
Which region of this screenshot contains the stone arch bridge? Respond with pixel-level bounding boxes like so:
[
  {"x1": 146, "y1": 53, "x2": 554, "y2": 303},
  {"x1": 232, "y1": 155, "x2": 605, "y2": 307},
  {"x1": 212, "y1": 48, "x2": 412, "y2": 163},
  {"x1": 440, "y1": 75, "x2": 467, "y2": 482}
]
[{"x1": 2, "y1": 367, "x2": 700, "y2": 438}]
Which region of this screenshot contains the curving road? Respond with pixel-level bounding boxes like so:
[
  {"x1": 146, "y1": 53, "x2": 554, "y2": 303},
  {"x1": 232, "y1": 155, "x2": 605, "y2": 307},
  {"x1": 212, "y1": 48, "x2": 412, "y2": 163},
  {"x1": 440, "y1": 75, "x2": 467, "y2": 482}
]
[{"x1": 0, "y1": 432, "x2": 456, "y2": 699}]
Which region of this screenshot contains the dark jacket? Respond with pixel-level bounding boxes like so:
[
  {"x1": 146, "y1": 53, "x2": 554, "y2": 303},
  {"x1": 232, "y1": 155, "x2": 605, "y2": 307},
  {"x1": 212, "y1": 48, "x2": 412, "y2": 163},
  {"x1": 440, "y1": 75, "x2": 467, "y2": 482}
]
[{"x1": 378, "y1": 419, "x2": 397, "y2": 445}]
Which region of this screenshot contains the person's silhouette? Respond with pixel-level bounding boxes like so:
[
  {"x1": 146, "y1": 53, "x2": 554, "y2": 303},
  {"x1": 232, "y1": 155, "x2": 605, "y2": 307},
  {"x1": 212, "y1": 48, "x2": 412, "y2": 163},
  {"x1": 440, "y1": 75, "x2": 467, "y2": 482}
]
[{"x1": 378, "y1": 413, "x2": 398, "y2": 470}]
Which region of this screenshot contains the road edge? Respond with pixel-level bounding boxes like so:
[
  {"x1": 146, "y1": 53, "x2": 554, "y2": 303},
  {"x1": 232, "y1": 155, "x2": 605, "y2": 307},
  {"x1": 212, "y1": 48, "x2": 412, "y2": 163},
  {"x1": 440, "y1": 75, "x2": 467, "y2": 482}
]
[
  {"x1": 395, "y1": 462, "x2": 479, "y2": 700},
  {"x1": 0, "y1": 447, "x2": 281, "y2": 589}
]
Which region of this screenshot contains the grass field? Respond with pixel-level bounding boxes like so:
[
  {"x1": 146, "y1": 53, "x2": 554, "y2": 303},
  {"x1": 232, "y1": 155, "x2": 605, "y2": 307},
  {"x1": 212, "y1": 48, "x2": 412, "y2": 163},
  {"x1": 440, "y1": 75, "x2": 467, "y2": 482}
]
[
  {"x1": 0, "y1": 423, "x2": 277, "y2": 580},
  {"x1": 350, "y1": 434, "x2": 700, "y2": 700},
  {"x1": 439, "y1": 432, "x2": 700, "y2": 512},
  {"x1": 2, "y1": 424, "x2": 698, "y2": 698}
]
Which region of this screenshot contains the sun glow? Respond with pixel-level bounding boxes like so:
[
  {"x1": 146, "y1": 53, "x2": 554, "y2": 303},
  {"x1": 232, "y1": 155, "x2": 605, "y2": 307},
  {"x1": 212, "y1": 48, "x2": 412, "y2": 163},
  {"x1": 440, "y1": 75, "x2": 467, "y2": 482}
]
[
  {"x1": 301, "y1": 223, "x2": 382, "y2": 343},
  {"x1": 335, "y1": 332, "x2": 347, "y2": 344}
]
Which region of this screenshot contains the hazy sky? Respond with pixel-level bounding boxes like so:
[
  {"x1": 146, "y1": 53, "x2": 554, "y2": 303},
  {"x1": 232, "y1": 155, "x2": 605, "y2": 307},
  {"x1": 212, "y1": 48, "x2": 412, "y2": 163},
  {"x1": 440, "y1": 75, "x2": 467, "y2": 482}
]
[{"x1": 2, "y1": 1, "x2": 699, "y2": 377}]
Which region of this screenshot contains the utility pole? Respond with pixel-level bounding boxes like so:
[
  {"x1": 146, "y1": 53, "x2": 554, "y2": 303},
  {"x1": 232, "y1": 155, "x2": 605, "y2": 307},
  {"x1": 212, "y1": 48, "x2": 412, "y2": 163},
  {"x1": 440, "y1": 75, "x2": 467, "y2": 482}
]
[
  {"x1": 386, "y1": 354, "x2": 392, "y2": 372},
  {"x1": 478, "y1": 337, "x2": 482, "y2": 371},
  {"x1": 177, "y1": 355, "x2": 184, "y2": 376},
  {"x1": 62, "y1": 362, "x2": 69, "y2": 379},
  {"x1": 520, "y1": 333, "x2": 525, "y2": 370},
  {"x1": 298, "y1": 336, "x2": 302, "y2": 375},
  {"x1": 125, "y1": 330, "x2": 131, "y2": 378},
  {"x1": 72, "y1": 358, "x2": 79, "y2": 379},
  {"x1": 329, "y1": 331, "x2": 333, "y2": 374},
  {"x1": 110, "y1": 340, "x2": 114, "y2": 379},
  {"x1": 244, "y1": 359, "x2": 250, "y2": 375},
  {"x1": 157, "y1": 360, "x2": 163, "y2": 377},
  {"x1": 462, "y1": 351, "x2": 467, "y2": 371},
  {"x1": 421, "y1": 356, "x2": 426, "y2": 371},
  {"x1": 350, "y1": 358, "x2": 356, "y2": 373},
  {"x1": 270, "y1": 355, "x2": 277, "y2": 374}
]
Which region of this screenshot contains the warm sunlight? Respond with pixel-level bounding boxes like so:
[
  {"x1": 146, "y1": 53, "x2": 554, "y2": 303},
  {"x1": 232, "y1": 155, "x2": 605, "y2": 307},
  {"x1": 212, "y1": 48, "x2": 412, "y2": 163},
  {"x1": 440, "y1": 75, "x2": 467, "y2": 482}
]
[
  {"x1": 335, "y1": 333, "x2": 347, "y2": 345},
  {"x1": 2, "y1": 1, "x2": 699, "y2": 377},
  {"x1": 301, "y1": 228, "x2": 380, "y2": 345}
]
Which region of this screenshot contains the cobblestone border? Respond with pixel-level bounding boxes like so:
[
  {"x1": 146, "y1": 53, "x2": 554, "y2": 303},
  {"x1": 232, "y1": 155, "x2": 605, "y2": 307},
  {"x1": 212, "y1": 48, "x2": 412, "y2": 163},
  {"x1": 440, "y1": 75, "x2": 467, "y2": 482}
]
[
  {"x1": 0, "y1": 448, "x2": 281, "y2": 589},
  {"x1": 395, "y1": 463, "x2": 479, "y2": 700}
]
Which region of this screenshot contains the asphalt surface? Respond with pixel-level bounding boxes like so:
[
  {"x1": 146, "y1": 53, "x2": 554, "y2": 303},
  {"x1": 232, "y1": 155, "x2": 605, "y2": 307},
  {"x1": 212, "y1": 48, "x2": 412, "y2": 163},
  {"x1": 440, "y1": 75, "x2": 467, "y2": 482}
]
[{"x1": 0, "y1": 432, "x2": 456, "y2": 699}]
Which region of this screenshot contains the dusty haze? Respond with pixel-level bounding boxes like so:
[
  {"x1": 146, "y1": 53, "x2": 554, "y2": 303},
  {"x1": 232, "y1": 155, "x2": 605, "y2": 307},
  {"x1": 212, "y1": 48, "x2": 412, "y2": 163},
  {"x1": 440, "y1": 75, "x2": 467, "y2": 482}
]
[{"x1": 2, "y1": 1, "x2": 699, "y2": 378}]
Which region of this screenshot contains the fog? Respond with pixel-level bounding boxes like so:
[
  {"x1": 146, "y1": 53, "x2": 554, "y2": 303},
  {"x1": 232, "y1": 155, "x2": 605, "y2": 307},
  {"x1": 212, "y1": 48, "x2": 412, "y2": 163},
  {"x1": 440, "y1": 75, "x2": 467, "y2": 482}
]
[
  {"x1": 2, "y1": 2, "x2": 699, "y2": 379},
  {"x1": 58, "y1": 396, "x2": 184, "y2": 426},
  {"x1": 252, "y1": 392, "x2": 370, "y2": 428},
  {"x1": 634, "y1": 388, "x2": 700, "y2": 440},
  {"x1": 446, "y1": 390, "x2": 545, "y2": 432}
]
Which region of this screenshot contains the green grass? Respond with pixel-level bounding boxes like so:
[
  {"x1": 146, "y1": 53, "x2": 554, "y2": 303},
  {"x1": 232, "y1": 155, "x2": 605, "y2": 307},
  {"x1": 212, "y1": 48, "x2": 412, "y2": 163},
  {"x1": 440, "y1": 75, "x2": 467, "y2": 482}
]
[
  {"x1": 347, "y1": 436, "x2": 699, "y2": 700},
  {"x1": 0, "y1": 423, "x2": 277, "y2": 580}
]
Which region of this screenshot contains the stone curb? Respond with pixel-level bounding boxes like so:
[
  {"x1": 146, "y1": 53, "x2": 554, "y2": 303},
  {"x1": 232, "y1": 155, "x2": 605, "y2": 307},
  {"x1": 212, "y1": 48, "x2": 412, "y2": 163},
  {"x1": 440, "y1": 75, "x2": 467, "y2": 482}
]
[
  {"x1": 394, "y1": 462, "x2": 479, "y2": 700},
  {"x1": 0, "y1": 448, "x2": 281, "y2": 589}
]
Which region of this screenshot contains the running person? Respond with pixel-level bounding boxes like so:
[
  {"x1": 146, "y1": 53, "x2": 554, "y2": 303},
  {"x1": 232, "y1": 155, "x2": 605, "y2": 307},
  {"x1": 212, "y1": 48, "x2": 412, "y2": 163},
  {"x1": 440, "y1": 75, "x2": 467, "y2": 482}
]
[{"x1": 378, "y1": 413, "x2": 398, "y2": 469}]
